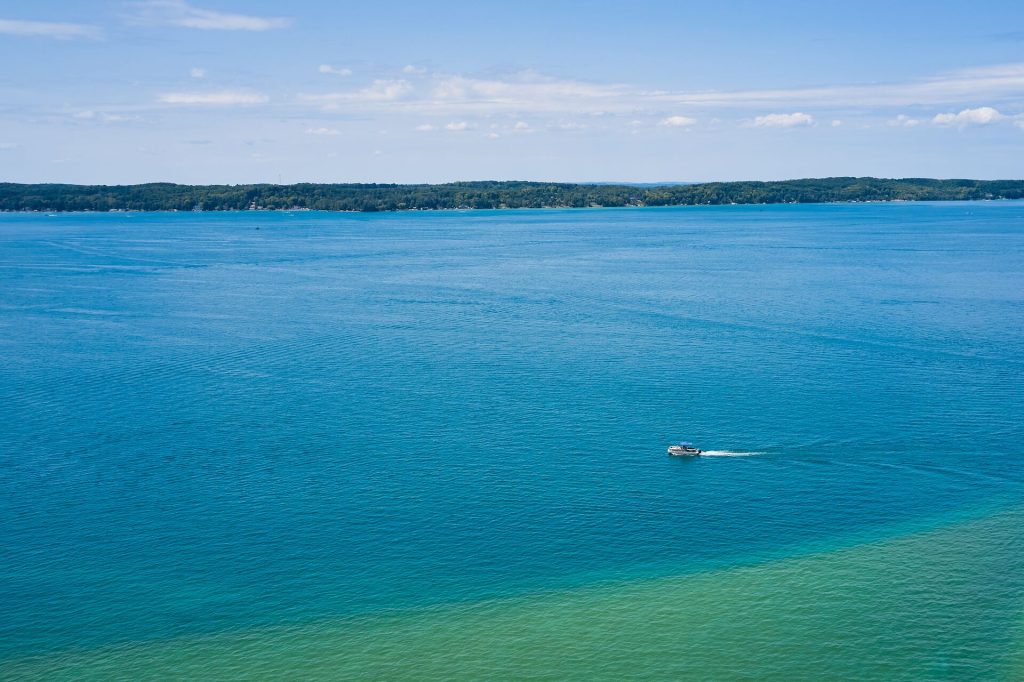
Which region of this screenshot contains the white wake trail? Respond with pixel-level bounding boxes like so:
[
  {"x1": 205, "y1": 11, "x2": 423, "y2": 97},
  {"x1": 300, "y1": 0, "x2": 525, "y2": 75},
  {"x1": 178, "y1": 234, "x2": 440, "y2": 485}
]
[{"x1": 699, "y1": 450, "x2": 763, "y2": 457}]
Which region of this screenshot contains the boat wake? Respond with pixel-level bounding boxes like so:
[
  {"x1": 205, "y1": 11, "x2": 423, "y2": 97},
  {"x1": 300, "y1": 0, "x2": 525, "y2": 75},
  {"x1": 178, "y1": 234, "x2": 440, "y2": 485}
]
[{"x1": 699, "y1": 450, "x2": 763, "y2": 457}]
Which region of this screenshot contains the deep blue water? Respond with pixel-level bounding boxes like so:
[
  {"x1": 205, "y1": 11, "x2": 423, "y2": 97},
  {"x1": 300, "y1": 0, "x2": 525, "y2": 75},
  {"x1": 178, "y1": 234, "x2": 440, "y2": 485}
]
[{"x1": 1, "y1": 203, "x2": 1023, "y2": 658}]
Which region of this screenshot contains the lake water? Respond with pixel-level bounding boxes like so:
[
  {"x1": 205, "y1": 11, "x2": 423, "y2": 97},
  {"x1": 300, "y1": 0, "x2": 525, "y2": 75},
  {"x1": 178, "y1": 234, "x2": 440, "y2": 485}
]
[{"x1": 2, "y1": 204, "x2": 1023, "y2": 679}]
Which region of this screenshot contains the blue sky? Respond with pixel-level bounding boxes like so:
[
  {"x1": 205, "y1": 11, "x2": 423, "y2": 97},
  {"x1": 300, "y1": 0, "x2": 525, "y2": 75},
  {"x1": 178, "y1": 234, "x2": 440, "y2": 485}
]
[{"x1": 2, "y1": 0, "x2": 1024, "y2": 184}]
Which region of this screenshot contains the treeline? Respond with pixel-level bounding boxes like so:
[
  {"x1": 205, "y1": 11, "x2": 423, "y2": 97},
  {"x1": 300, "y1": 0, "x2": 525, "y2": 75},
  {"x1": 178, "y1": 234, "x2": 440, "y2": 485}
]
[{"x1": 2, "y1": 178, "x2": 1023, "y2": 212}]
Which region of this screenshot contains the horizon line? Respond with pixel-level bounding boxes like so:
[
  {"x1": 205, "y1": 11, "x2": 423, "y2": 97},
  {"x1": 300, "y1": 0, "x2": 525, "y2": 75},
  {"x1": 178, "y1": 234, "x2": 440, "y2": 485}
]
[{"x1": 4, "y1": 175, "x2": 1024, "y2": 188}]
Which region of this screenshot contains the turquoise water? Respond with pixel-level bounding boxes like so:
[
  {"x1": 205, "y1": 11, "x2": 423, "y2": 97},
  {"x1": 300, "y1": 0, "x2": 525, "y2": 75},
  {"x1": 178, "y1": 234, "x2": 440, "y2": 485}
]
[{"x1": 1, "y1": 203, "x2": 1023, "y2": 679}]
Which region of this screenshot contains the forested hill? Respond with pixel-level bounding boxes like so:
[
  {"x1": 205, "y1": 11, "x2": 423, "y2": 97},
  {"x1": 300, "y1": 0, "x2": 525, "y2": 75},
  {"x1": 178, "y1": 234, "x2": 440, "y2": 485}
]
[{"x1": 2, "y1": 178, "x2": 1023, "y2": 212}]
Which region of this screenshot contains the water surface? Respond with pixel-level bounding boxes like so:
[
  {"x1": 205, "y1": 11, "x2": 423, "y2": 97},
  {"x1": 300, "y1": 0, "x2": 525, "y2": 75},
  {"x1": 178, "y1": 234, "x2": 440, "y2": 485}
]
[{"x1": 1, "y1": 204, "x2": 1022, "y2": 678}]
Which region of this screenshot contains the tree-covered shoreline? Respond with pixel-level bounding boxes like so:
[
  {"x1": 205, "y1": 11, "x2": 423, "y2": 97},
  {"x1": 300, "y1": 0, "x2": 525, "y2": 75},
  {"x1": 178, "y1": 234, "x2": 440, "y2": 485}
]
[{"x1": 2, "y1": 177, "x2": 1023, "y2": 213}]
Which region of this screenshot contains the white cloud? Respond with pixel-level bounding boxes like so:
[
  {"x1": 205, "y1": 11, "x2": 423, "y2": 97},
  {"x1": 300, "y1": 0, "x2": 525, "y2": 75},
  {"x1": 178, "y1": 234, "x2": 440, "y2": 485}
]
[
  {"x1": 293, "y1": 65, "x2": 1024, "y2": 120},
  {"x1": 130, "y1": 1, "x2": 291, "y2": 31},
  {"x1": 157, "y1": 90, "x2": 269, "y2": 105},
  {"x1": 0, "y1": 143, "x2": 19, "y2": 150},
  {"x1": 888, "y1": 114, "x2": 920, "y2": 127},
  {"x1": 751, "y1": 112, "x2": 814, "y2": 127},
  {"x1": 660, "y1": 115, "x2": 697, "y2": 127},
  {"x1": 445, "y1": 121, "x2": 471, "y2": 131},
  {"x1": 649, "y1": 63, "x2": 1024, "y2": 109},
  {"x1": 319, "y1": 64, "x2": 352, "y2": 76},
  {"x1": 487, "y1": 132, "x2": 500, "y2": 139},
  {"x1": 305, "y1": 127, "x2": 340, "y2": 136},
  {"x1": 514, "y1": 121, "x2": 530, "y2": 130},
  {"x1": 415, "y1": 123, "x2": 435, "y2": 131},
  {"x1": 364, "y1": 80, "x2": 412, "y2": 100},
  {"x1": 73, "y1": 110, "x2": 138, "y2": 122},
  {"x1": 425, "y1": 73, "x2": 627, "y2": 114},
  {"x1": 932, "y1": 106, "x2": 1003, "y2": 126},
  {"x1": 402, "y1": 65, "x2": 427, "y2": 75},
  {"x1": 284, "y1": 63, "x2": 1024, "y2": 130},
  {"x1": 298, "y1": 72, "x2": 659, "y2": 118},
  {"x1": 190, "y1": 67, "x2": 206, "y2": 78},
  {"x1": 303, "y1": 80, "x2": 413, "y2": 108},
  {"x1": 294, "y1": 63, "x2": 1024, "y2": 121},
  {"x1": 0, "y1": 18, "x2": 102, "y2": 40},
  {"x1": 831, "y1": 119, "x2": 843, "y2": 127}
]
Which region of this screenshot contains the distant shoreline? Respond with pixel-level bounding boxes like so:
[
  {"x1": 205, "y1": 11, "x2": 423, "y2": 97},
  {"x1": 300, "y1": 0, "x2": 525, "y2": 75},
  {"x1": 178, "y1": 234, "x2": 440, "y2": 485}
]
[
  {"x1": 5, "y1": 199, "x2": 1024, "y2": 216},
  {"x1": 2, "y1": 177, "x2": 1023, "y2": 213}
]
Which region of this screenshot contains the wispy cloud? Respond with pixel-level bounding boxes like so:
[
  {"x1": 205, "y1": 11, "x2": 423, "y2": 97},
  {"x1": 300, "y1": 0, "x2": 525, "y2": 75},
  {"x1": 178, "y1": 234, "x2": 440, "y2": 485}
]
[
  {"x1": 415, "y1": 123, "x2": 436, "y2": 131},
  {"x1": 319, "y1": 64, "x2": 352, "y2": 76},
  {"x1": 305, "y1": 126, "x2": 340, "y2": 136},
  {"x1": 402, "y1": 64, "x2": 427, "y2": 75},
  {"x1": 0, "y1": 18, "x2": 102, "y2": 40},
  {"x1": 190, "y1": 67, "x2": 206, "y2": 78},
  {"x1": 130, "y1": 1, "x2": 291, "y2": 31},
  {"x1": 157, "y1": 90, "x2": 269, "y2": 105},
  {"x1": 121, "y1": 63, "x2": 1024, "y2": 138},
  {"x1": 750, "y1": 112, "x2": 814, "y2": 128},
  {"x1": 932, "y1": 106, "x2": 1003, "y2": 127},
  {"x1": 302, "y1": 80, "x2": 413, "y2": 108},
  {"x1": 430, "y1": 73, "x2": 626, "y2": 113},
  {"x1": 653, "y1": 63, "x2": 1024, "y2": 109},
  {"x1": 302, "y1": 72, "x2": 627, "y2": 116},
  {"x1": 660, "y1": 115, "x2": 697, "y2": 127},
  {"x1": 294, "y1": 63, "x2": 1024, "y2": 123},
  {"x1": 888, "y1": 114, "x2": 920, "y2": 127},
  {"x1": 73, "y1": 110, "x2": 139, "y2": 122}
]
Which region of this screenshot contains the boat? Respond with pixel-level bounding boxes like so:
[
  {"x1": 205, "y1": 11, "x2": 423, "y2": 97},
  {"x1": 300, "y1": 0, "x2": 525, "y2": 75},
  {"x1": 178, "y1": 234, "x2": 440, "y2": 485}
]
[{"x1": 667, "y1": 442, "x2": 702, "y2": 456}]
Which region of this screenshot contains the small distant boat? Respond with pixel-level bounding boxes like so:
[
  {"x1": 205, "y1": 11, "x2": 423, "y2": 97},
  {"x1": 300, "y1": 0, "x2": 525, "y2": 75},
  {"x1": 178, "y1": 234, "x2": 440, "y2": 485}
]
[{"x1": 667, "y1": 442, "x2": 702, "y2": 456}]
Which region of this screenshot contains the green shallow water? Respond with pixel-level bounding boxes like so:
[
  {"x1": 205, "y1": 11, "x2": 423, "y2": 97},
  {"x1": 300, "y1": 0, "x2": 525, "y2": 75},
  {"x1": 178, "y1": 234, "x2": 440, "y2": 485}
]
[{"x1": 7, "y1": 504, "x2": 1023, "y2": 681}]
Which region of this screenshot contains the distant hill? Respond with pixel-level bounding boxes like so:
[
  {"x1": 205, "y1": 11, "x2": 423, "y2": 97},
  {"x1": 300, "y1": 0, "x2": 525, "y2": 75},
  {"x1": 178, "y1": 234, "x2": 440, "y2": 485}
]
[{"x1": 2, "y1": 178, "x2": 1023, "y2": 212}]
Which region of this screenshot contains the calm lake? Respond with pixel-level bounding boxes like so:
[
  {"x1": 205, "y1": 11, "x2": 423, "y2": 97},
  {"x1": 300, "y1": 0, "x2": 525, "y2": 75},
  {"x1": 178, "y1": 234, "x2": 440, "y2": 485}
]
[{"x1": 2, "y1": 203, "x2": 1023, "y2": 679}]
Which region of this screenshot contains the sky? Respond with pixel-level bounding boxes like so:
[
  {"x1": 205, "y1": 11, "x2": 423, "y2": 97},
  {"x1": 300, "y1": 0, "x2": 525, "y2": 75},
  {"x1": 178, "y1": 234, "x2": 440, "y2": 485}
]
[{"x1": 2, "y1": 0, "x2": 1024, "y2": 184}]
